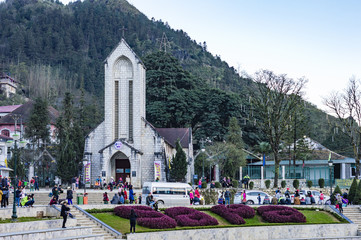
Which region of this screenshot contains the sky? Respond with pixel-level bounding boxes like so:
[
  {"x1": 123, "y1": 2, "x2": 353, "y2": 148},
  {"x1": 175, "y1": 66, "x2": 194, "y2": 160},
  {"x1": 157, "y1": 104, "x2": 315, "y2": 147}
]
[{"x1": 14, "y1": 0, "x2": 361, "y2": 110}]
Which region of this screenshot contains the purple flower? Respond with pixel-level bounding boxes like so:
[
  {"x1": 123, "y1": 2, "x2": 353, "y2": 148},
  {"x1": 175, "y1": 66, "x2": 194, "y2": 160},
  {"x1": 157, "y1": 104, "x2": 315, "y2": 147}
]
[
  {"x1": 210, "y1": 205, "x2": 245, "y2": 225},
  {"x1": 227, "y1": 204, "x2": 255, "y2": 218},
  {"x1": 257, "y1": 206, "x2": 306, "y2": 223},
  {"x1": 165, "y1": 207, "x2": 218, "y2": 227}
]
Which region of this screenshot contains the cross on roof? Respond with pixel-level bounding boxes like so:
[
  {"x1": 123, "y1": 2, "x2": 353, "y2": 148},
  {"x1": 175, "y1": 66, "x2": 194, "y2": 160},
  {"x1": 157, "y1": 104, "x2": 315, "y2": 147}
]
[{"x1": 119, "y1": 26, "x2": 127, "y2": 38}]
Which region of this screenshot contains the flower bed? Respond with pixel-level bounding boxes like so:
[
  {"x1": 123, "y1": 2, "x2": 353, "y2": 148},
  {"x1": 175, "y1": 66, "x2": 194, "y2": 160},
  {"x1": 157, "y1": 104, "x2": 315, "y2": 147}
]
[
  {"x1": 114, "y1": 206, "x2": 177, "y2": 229},
  {"x1": 227, "y1": 204, "x2": 255, "y2": 219},
  {"x1": 257, "y1": 206, "x2": 306, "y2": 223},
  {"x1": 210, "y1": 205, "x2": 245, "y2": 225},
  {"x1": 164, "y1": 207, "x2": 218, "y2": 227}
]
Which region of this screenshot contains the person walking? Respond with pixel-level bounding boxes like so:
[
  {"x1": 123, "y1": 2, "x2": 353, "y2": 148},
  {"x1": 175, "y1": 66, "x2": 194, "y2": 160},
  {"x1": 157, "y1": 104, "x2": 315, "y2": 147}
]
[
  {"x1": 34, "y1": 176, "x2": 39, "y2": 191},
  {"x1": 61, "y1": 201, "x2": 70, "y2": 228},
  {"x1": 129, "y1": 209, "x2": 137, "y2": 234},
  {"x1": 71, "y1": 177, "x2": 76, "y2": 191},
  {"x1": 129, "y1": 186, "x2": 134, "y2": 204},
  {"x1": 66, "y1": 187, "x2": 73, "y2": 205}
]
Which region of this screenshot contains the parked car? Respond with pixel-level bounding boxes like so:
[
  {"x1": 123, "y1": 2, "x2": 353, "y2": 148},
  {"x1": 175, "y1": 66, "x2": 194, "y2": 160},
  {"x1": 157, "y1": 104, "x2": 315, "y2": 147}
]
[{"x1": 234, "y1": 190, "x2": 270, "y2": 205}]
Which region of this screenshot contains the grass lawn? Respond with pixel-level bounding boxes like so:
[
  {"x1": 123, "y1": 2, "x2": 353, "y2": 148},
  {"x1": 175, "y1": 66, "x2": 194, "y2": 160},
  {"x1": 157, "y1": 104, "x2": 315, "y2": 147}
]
[
  {"x1": 0, "y1": 217, "x2": 59, "y2": 224},
  {"x1": 91, "y1": 209, "x2": 346, "y2": 234}
]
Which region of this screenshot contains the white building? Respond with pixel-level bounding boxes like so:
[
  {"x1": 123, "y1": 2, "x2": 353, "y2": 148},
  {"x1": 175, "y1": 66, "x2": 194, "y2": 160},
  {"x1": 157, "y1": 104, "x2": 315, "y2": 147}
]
[{"x1": 84, "y1": 39, "x2": 194, "y2": 188}]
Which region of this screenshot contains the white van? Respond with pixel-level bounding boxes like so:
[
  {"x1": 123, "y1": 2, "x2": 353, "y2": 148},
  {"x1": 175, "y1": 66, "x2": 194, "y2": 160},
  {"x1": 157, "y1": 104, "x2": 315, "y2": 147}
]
[{"x1": 141, "y1": 182, "x2": 192, "y2": 206}]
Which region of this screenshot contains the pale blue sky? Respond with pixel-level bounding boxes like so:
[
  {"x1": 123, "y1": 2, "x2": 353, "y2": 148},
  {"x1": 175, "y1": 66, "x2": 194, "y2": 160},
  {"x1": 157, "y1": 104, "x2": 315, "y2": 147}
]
[
  {"x1": 11, "y1": 0, "x2": 361, "y2": 110},
  {"x1": 127, "y1": 0, "x2": 361, "y2": 110}
]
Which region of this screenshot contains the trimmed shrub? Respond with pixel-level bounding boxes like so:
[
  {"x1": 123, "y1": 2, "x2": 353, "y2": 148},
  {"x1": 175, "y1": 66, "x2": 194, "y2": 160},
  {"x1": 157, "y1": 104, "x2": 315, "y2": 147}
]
[
  {"x1": 249, "y1": 181, "x2": 254, "y2": 190},
  {"x1": 232, "y1": 180, "x2": 238, "y2": 188},
  {"x1": 257, "y1": 206, "x2": 306, "y2": 223},
  {"x1": 227, "y1": 204, "x2": 255, "y2": 218},
  {"x1": 281, "y1": 180, "x2": 286, "y2": 188},
  {"x1": 210, "y1": 205, "x2": 245, "y2": 224},
  {"x1": 114, "y1": 206, "x2": 177, "y2": 229},
  {"x1": 318, "y1": 178, "x2": 325, "y2": 188},
  {"x1": 348, "y1": 178, "x2": 358, "y2": 204},
  {"x1": 164, "y1": 207, "x2": 218, "y2": 227},
  {"x1": 293, "y1": 179, "x2": 299, "y2": 189},
  {"x1": 306, "y1": 180, "x2": 313, "y2": 188},
  {"x1": 353, "y1": 181, "x2": 361, "y2": 205},
  {"x1": 201, "y1": 182, "x2": 208, "y2": 189},
  {"x1": 265, "y1": 180, "x2": 271, "y2": 189},
  {"x1": 215, "y1": 182, "x2": 221, "y2": 188}
]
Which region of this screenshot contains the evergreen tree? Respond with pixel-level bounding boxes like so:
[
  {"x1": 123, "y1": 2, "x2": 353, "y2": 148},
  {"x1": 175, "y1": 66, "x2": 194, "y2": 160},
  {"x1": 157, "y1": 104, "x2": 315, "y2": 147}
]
[
  {"x1": 222, "y1": 117, "x2": 246, "y2": 178},
  {"x1": 170, "y1": 140, "x2": 187, "y2": 182},
  {"x1": 25, "y1": 98, "x2": 50, "y2": 146},
  {"x1": 56, "y1": 92, "x2": 82, "y2": 183},
  {"x1": 353, "y1": 181, "x2": 361, "y2": 205},
  {"x1": 348, "y1": 178, "x2": 358, "y2": 204}
]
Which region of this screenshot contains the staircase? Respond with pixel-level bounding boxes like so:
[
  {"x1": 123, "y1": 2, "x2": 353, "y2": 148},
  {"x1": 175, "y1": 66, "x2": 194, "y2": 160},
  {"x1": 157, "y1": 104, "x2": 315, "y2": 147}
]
[
  {"x1": 70, "y1": 205, "x2": 121, "y2": 240},
  {"x1": 342, "y1": 206, "x2": 361, "y2": 233}
]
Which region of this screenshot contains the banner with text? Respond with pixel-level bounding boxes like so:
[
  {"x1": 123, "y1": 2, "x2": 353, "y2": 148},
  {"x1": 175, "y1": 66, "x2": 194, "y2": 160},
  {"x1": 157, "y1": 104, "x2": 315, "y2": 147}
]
[
  {"x1": 85, "y1": 163, "x2": 91, "y2": 184},
  {"x1": 154, "y1": 161, "x2": 161, "y2": 181}
]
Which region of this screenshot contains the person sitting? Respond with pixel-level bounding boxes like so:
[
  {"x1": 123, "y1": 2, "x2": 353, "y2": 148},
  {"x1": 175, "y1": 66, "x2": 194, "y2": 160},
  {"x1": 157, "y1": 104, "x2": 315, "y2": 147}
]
[
  {"x1": 103, "y1": 192, "x2": 109, "y2": 204},
  {"x1": 294, "y1": 196, "x2": 301, "y2": 205},
  {"x1": 263, "y1": 196, "x2": 270, "y2": 204},
  {"x1": 146, "y1": 193, "x2": 156, "y2": 209},
  {"x1": 20, "y1": 195, "x2": 28, "y2": 207},
  {"x1": 310, "y1": 194, "x2": 316, "y2": 205},
  {"x1": 193, "y1": 197, "x2": 200, "y2": 205},
  {"x1": 285, "y1": 196, "x2": 292, "y2": 205},
  {"x1": 25, "y1": 194, "x2": 34, "y2": 207},
  {"x1": 278, "y1": 195, "x2": 286, "y2": 205},
  {"x1": 110, "y1": 193, "x2": 120, "y2": 204},
  {"x1": 120, "y1": 194, "x2": 125, "y2": 204},
  {"x1": 305, "y1": 195, "x2": 311, "y2": 205},
  {"x1": 49, "y1": 196, "x2": 58, "y2": 205},
  {"x1": 271, "y1": 196, "x2": 278, "y2": 205},
  {"x1": 300, "y1": 197, "x2": 306, "y2": 205},
  {"x1": 218, "y1": 193, "x2": 224, "y2": 205}
]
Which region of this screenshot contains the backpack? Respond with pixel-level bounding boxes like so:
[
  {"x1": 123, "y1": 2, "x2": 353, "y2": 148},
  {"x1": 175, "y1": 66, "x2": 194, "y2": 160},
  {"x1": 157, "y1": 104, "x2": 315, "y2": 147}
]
[
  {"x1": 48, "y1": 192, "x2": 53, "y2": 197},
  {"x1": 320, "y1": 193, "x2": 324, "y2": 200}
]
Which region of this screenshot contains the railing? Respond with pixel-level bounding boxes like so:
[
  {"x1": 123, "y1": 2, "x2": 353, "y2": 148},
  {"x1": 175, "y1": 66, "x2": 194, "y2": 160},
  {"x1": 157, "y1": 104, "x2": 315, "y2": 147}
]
[
  {"x1": 51, "y1": 205, "x2": 75, "y2": 219},
  {"x1": 73, "y1": 205, "x2": 122, "y2": 238},
  {"x1": 326, "y1": 204, "x2": 353, "y2": 223}
]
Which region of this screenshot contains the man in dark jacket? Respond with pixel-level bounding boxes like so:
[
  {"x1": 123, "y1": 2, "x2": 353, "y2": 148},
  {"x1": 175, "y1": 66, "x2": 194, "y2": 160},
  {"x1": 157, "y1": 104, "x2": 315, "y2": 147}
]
[
  {"x1": 52, "y1": 185, "x2": 59, "y2": 201},
  {"x1": 60, "y1": 201, "x2": 70, "y2": 228}
]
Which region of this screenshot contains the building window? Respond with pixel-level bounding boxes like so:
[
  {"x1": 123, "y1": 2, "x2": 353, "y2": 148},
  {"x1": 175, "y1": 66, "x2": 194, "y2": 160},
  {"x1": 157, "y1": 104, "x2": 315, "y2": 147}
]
[
  {"x1": 129, "y1": 80, "x2": 133, "y2": 141},
  {"x1": 1, "y1": 129, "x2": 9, "y2": 137},
  {"x1": 114, "y1": 81, "x2": 119, "y2": 140}
]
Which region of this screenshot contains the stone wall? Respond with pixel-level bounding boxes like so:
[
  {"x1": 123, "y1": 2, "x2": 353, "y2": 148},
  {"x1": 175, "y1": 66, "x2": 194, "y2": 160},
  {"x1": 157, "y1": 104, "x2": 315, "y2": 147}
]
[
  {"x1": 127, "y1": 223, "x2": 358, "y2": 240},
  {"x1": 0, "y1": 205, "x2": 59, "y2": 219},
  {"x1": 0, "y1": 219, "x2": 76, "y2": 233}
]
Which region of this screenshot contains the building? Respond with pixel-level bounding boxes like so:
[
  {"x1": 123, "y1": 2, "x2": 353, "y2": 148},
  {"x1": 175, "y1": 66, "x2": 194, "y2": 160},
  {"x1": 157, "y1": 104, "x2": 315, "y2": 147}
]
[
  {"x1": 0, "y1": 105, "x2": 21, "y2": 119},
  {"x1": 84, "y1": 39, "x2": 194, "y2": 188},
  {"x1": 0, "y1": 74, "x2": 18, "y2": 98},
  {"x1": 0, "y1": 134, "x2": 13, "y2": 177}
]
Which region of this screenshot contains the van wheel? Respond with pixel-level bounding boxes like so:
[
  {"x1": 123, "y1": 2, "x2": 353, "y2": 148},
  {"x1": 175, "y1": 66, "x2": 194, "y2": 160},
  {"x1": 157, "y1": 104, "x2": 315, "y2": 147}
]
[
  {"x1": 246, "y1": 200, "x2": 254, "y2": 205},
  {"x1": 157, "y1": 200, "x2": 164, "y2": 207}
]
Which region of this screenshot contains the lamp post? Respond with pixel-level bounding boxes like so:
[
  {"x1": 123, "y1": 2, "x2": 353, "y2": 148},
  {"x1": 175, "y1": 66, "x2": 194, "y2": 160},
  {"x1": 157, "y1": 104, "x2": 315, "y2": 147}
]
[
  {"x1": 201, "y1": 148, "x2": 205, "y2": 178},
  {"x1": 328, "y1": 160, "x2": 334, "y2": 195},
  {"x1": 6, "y1": 134, "x2": 26, "y2": 221}
]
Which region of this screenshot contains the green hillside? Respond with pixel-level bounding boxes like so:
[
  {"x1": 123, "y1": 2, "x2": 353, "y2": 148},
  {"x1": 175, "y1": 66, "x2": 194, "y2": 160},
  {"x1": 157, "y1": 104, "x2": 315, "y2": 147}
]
[{"x1": 0, "y1": 0, "x2": 349, "y2": 155}]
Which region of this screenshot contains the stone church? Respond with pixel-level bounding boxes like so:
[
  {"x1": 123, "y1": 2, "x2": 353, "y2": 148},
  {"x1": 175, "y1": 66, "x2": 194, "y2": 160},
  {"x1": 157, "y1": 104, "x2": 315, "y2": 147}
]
[{"x1": 84, "y1": 39, "x2": 194, "y2": 188}]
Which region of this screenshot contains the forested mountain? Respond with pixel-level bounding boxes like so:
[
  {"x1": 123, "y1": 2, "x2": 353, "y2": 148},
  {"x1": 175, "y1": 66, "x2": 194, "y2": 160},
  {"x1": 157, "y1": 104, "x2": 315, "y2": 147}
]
[{"x1": 0, "y1": 0, "x2": 349, "y2": 155}]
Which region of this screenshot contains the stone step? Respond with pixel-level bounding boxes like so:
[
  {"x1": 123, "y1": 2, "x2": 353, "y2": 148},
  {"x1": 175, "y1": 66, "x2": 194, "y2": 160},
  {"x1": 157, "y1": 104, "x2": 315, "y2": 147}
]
[
  {"x1": 53, "y1": 234, "x2": 104, "y2": 240},
  {"x1": 0, "y1": 226, "x2": 93, "y2": 240}
]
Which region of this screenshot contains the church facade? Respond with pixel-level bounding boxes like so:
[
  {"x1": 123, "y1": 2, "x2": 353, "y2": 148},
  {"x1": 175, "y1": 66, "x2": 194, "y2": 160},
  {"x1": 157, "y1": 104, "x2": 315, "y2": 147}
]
[{"x1": 84, "y1": 39, "x2": 194, "y2": 188}]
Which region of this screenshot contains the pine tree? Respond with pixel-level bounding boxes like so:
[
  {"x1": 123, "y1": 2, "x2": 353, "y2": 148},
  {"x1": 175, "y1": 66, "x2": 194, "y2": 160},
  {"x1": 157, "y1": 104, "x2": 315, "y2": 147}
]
[
  {"x1": 170, "y1": 140, "x2": 187, "y2": 182},
  {"x1": 348, "y1": 178, "x2": 358, "y2": 204},
  {"x1": 353, "y1": 181, "x2": 361, "y2": 205},
  {"x1": 25, "y1": 98, "x2": 50, "y2": 146}
]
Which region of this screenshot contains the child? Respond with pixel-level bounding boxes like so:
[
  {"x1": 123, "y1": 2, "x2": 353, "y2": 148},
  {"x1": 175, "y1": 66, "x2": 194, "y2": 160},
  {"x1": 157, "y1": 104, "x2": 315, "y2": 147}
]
[
  {"x1": 129, "y1": 209, "x2": 137, "y2": 234},
  {"x1": 138, "y1": 194, "x2": 142, "y2": 204},
  {"x1": 103, "y1": 192, "x2": 109, "y2": 204},
  {"x1": 257, "y1": 193, "x2": 261, "y2": 205}
]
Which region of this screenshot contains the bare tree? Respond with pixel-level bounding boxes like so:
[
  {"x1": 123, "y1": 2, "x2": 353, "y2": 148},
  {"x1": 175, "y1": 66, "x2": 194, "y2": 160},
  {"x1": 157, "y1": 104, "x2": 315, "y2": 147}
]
[
  {"x1": 252, "y1": 70, "x2": 307, "y2": 187},
  {"x1": 324, "y1": 77, "x2": 361, "y2": 178}
]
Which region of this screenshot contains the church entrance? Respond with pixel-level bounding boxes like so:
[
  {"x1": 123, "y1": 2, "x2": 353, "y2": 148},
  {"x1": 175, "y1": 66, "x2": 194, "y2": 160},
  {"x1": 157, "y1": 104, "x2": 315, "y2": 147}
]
[{"x1": 115, "y1": 159, "x2": 131, "y2": 183}]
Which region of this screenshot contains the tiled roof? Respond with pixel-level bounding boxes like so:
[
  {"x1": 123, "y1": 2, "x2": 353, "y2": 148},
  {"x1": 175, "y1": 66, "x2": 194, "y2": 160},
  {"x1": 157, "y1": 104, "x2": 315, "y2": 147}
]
[
  {"x1": 155, "y1": 128, "x2": 191, "y2": 148},
  {"x1": 0, "y1": 101, "x2": 59, "y2": 125},
  {"x1": 0, "y1": 105, "x2": 21, "y2": 113}
]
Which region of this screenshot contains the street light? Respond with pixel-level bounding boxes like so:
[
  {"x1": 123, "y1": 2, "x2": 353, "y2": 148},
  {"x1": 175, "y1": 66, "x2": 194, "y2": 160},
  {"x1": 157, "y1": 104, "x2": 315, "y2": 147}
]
[
  {"x1": 328, "y1": 160, "x2": 334, "y2": 195},
  {"x1": 201, "y1": 147, "x2": 205, "y2": 178},
  {"x1": 6, "y1": 134, "x2": 26, "y2": 221}
]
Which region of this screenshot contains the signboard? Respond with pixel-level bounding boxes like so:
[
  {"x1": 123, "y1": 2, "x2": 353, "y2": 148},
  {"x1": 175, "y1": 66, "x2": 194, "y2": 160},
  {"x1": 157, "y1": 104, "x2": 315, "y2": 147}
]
[
  {"x1": 114, "y1": 141, "x2": 123, "y2": 150},
  {"x1": 154, "y1": 161, "x2": 161, "y2": 181},
  {"x1": 85, "y1": 163, "x2": 91, "y2": 184},
  {"x1": 336, "y1": 179, "x2": 357, "y2": 189},
  {"x1": 193, "y1": 175, "x2": 198, "y2": 179}
]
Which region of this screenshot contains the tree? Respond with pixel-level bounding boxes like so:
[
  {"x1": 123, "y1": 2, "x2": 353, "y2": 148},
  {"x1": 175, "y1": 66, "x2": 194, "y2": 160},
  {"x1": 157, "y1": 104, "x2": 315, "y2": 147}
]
[
  {"x1": 25, "y1": 98, "x2": 50, "y2": 146},
  {"x1": 252, "y1": 70, "x2": 307, "y2": 187},
  {"x1": 324, "y1": 78, "x2": 361, "y2": 178},
  {"x1": 56, "y1": 92, "x2": 82, "y2": 183},
  {"x1": 170, "y1": 140, "x2": 187, "y2": 182},
  {"x1": 353, "y1": 181, "x2": 361, "y2": 205},
  {"x1": 348, "y1": 177, "x2": 358, "y2": 204},
  {"x1": 222, "y1": 117, "x2": 246, "y2": 178}
]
